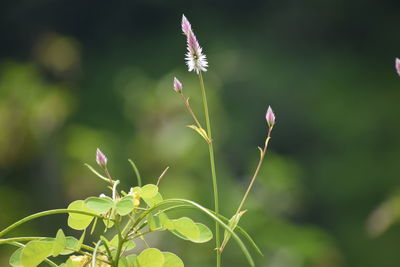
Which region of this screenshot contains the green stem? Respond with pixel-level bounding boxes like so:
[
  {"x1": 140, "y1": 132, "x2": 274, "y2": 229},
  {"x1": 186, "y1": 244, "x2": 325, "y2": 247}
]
[
  {"x1": 198, "y1": 72, "x2": 221, "y2": 267},
  {"x1": 128, "y1": 159, "x2": 142, "y2": 187},
  {"x1": 92, "y1": 240, "x2": 103, "y2": 267},
  {"x1": 0, "y1": 209, "x2": 107, "y2": 238},
  {"x1": 235, "y1": 128, "x2": 272, "y2": 215},
  {"x1": 114, "y1": 217, "x2": 124, "y2": 266}
]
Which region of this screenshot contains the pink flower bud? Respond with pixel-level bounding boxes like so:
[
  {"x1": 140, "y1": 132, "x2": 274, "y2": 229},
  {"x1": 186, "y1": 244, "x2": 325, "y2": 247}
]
[
  {"x1": 173, "y1": 77, "x2": 183, "y2": 93},
  {"x1": 266, "y1": 106, "x2": 275, "y2": 128},
  {"x1": 96, "y1": 148, "x2": 107, "y2": 167},
  {"x1": 181, "y1": 14, "x2": 192, "y2": 35},
  {"x1": 396, "y1": 58, "x2": 400, "y2": 76}
]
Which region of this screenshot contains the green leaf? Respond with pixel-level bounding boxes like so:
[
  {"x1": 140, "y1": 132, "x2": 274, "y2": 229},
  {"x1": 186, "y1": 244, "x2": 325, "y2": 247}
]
[
  {"x1": 119, "y1": 254, "x2": 138, "y2": 267},
  {"x1": 141, "y1": 184, "x2": 158, "y2": 198},
  {"x1": 20, "y1": 240, "x2": 53, "y2": 267},
  {"x1": 116, "y1": 196, "x2": 135, "y2": 215},
  {"x1": 67, "y1": 200, "x2": 95, "y2": 230},
  {"x1": 59, "y1": 237, "x2": 79, "y2": 255},
  {"x1": 148, "y1": 214, "x2": 164, "y2": 231},
  {"x1": 9, "y1": 248, "x2": 22, "y2": 267},
  {"x1": 142, "y1": 192, "x2": 163, "y2": 207},
  {"x1": 137, "y1": 248, "x2": 164, "y2": 267},
  {"x1": 159, "y1": 213, "x2": 174, "y2": 230},
  {"x1": 162, "y1": 252, "x2": 184, "y2": 267},
  {"x1": 170, "y1": 217, "x2": 200, "y2": 241},
  {"x1": 85, "y1": 196, "x2": 114, "y2": 214},
  {"x1": 52, "y1": 229, "x2": 66, "y2": 256},
  {"x1": 109, "y1": 235, "x2": 136, "y2": 251},
  {"x1": 190, "y1": 223, "x2": 213, "y2": 243}
]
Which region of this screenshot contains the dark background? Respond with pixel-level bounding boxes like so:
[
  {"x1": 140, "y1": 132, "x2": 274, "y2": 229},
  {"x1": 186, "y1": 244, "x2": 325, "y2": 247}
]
[{"x1": 1, "y1": 0, "x2": 400, "y2": 266}]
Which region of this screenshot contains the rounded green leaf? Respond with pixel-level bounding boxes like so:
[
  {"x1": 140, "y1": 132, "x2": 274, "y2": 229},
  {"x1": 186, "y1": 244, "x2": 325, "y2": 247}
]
[
  {"x1": 162, "y1": 252, "x2": 184, "y2": 267},
  {"x1": 20, "y1": 240, "x2": 53, "y2": 267},
  {"x1": 190, "y1": 223, "x2": 213, "y2": 243},
  {"x1": 141, "y1": 184, "x2": 158, "y2": 199},
  {"x1": 142, "y1": 192, "x2": 163, "y2": 207},
  {"x1": 67, "y1": 200, "x2": 95, "y2": 230},
  {"x1": 9, "y1": 248, "x2": 22, "y2": 267},
  {"x1": 137, "y1": 248, "x2": 164, "y2": 267},
  {"x1": 116, "y1": 196, "x2": 134, "y2": 215},
  {"x1": 170, "y1": 217, "x2": 200, "y2": 241},
  {"x1": 85, "y1": 196, "x2": 114, "y2": 214}
]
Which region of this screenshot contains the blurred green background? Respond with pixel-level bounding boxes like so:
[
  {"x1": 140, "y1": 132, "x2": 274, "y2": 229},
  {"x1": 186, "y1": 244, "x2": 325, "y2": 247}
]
[{"x1": 1, "y1": 0, "x2": 400, "y2": 266}]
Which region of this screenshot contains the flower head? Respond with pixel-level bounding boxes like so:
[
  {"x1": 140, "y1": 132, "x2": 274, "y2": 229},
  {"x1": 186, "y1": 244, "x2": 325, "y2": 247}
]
[
  {"x1": 185, "y1": 32, "x2": 208, "y2": 74},
  {"x1": 173, "y1": 77, "x2": 183, "y2": 93},
  {"x1": 181, "y1": 15, "x2": 208, "y2": 74},
  {"x1": 266, "y1": 106, "x2": 275, "y2": 128},
  {"x1": 396, "y1": 58, "x2": 400, "y2": 76},
  {"x1": 96, "y1": 148, "x2": 107, "y2": 167},
  {"x1": 181, "y1": 14, "x2": 192, "y2": 35}
]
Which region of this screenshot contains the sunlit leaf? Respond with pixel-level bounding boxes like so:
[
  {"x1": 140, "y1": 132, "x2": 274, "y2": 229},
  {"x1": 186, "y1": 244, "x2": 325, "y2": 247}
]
[
  {"x1": 170, "y1": 217, "x2": 200, "y2": 241},
  {"x1": 67, "y1": 200, "x2": 95, "y2": 230},
  {"x1": 20, "y1": 240, "x2": 53, "y2": 267},
  {"x1": 190, "y1": 223, "x2": 213, "y2": 243},
  {"x1": 141, "y1": 184, "x2": 158, "y2": 199},
  {"x1": 116, "y1": 196, "x2": 134, "y2": 215},
  {"x1": 137, "y1": 248, "x2": 164, "y2": 267},
  {"x1": 85, "y1": 196, "x2": 114, "y2": 214},
  {"x1": 162, "y1": 252, "x2": 184, "y2": 267},
  {"x1": 142, "y1": 192, "x2": 163, "y2": 207}
]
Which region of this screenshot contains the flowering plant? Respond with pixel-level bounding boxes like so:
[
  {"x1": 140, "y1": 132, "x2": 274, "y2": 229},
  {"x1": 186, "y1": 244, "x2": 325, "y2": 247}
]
[{"x1": 0, "y1": 15, "x2": 275, "y2": 267}]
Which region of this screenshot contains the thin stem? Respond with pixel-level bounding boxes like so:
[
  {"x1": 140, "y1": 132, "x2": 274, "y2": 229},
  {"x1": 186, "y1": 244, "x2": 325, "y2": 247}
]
[
  {"x1": 128, "y1": 159, "x2": 142, "y2": 187},
  {"x1": 0, "y1": 209, "x2": 106, "y2": 238},
  {"x1": 198, "y1": 72, "x2": 221, "y2": 267},
  {"x1": 128, "y1": 230, "x2": 152, "y2": 240},
  {"x1": 235, "y1": 127, "x2": 272, "y2": 215},
  {"x1": 156, "y1": 166, "x2": 170, "y2": 186},
  {"x1": 92, "y1": 240, "x2": 103, "y2": 267},
  {"x1": 104, "y1": 166, "x2": 113, "y2": 184},
  {"x1": 114, "y1": 217, "x2": 124, "y2": 266},
  {"x1": 180, "y1": 93, "x2": 203, "y2": 129},
  {"x1": 100, "y1": 236, "x2": 114, "y2": 264}
]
